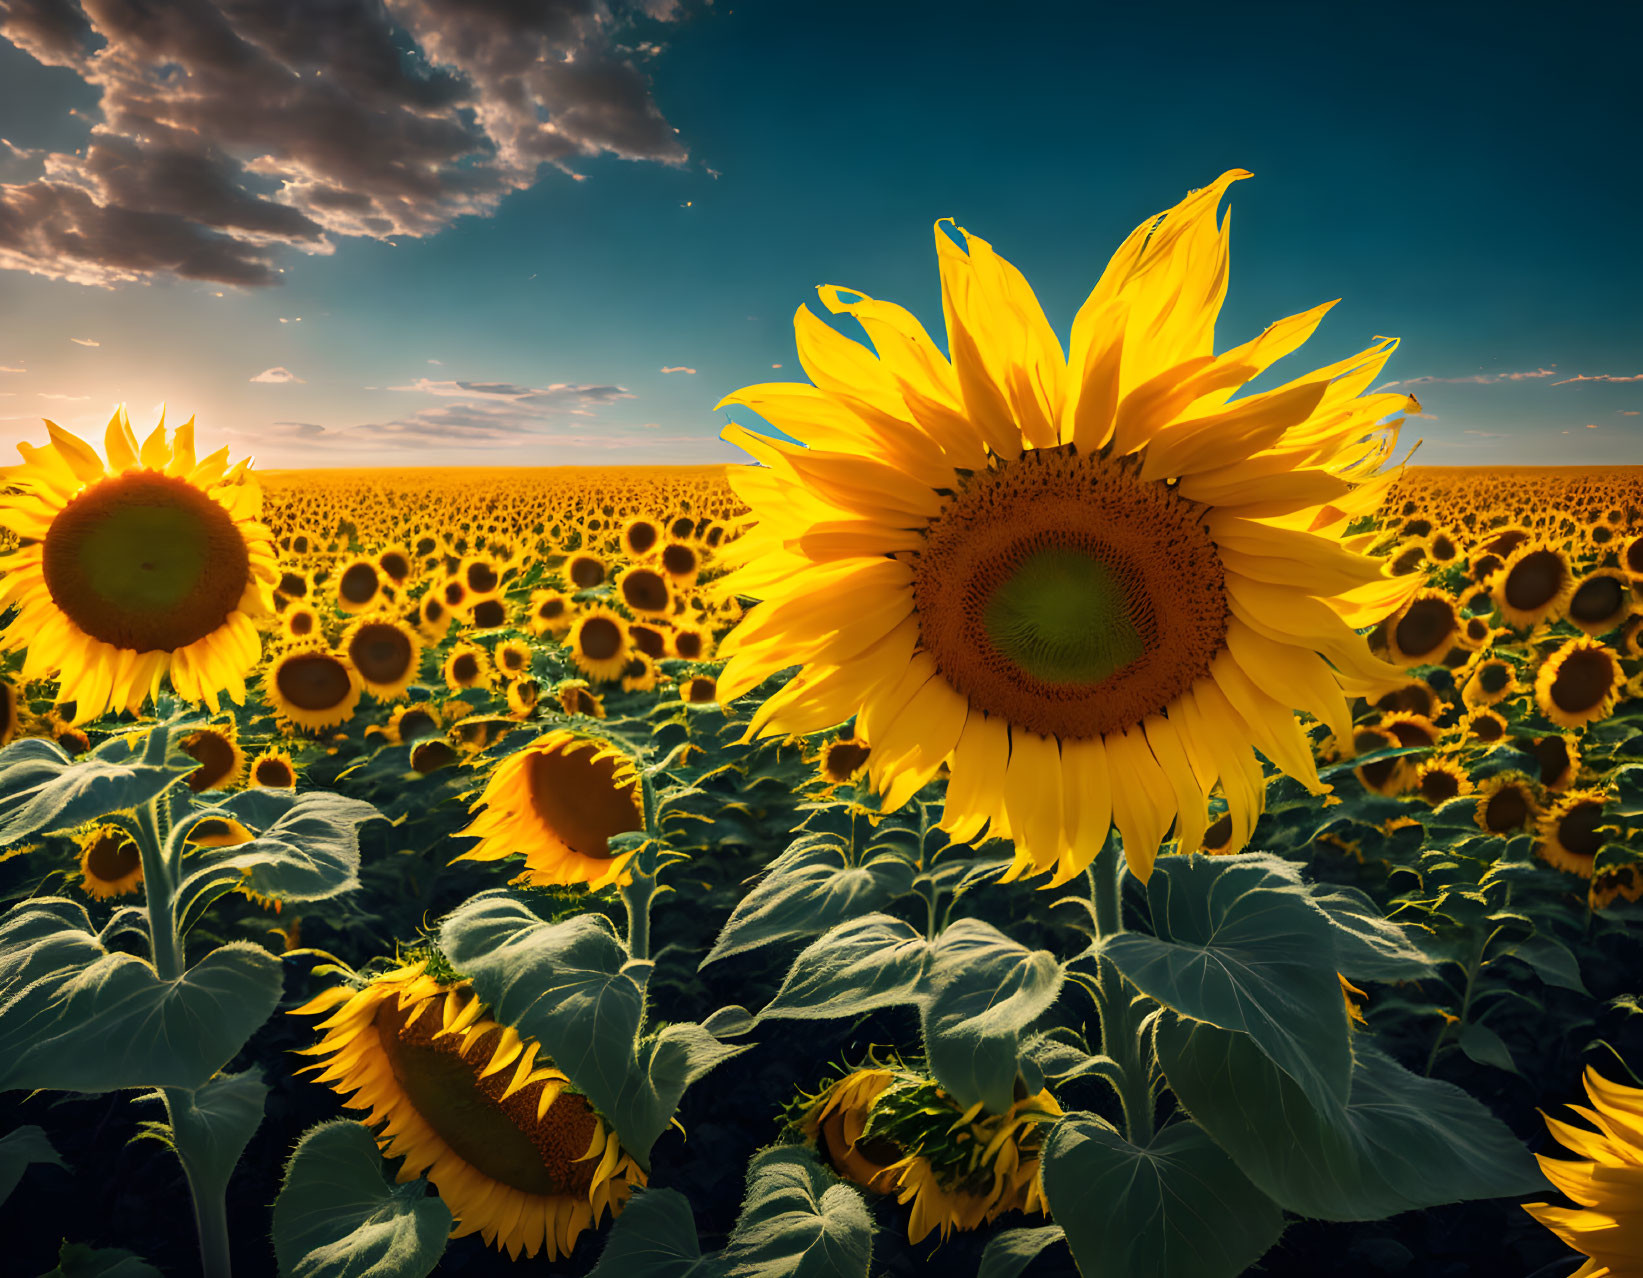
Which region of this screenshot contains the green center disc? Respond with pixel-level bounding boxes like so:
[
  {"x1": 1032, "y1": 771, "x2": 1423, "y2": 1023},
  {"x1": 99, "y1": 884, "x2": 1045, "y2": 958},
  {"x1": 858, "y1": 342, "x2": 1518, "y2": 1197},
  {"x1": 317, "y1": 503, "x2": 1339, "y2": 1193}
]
[{"x1": 984, "y1": 547, "x2": 1142, "y2": 685}]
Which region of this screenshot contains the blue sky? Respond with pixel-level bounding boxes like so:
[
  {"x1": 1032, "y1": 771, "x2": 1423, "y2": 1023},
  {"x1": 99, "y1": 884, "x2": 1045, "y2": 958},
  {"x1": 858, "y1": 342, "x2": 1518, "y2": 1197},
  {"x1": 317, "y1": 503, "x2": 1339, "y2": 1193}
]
[{"x1": 0, "y1": 0, "x2": 1638, "y2": 469}]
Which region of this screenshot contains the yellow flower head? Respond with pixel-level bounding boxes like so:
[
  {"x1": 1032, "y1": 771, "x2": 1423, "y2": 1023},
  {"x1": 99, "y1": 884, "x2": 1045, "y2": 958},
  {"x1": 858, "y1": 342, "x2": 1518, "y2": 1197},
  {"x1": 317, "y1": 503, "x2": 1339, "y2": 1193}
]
[{"x1": 714, "y1": 171, "x2": 1415, "y2": 884}]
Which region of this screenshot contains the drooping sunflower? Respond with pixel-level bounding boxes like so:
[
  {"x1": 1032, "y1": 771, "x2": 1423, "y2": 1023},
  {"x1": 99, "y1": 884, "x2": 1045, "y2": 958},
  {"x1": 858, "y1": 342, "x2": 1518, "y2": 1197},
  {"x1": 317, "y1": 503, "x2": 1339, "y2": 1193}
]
[
  {"x1": 713, "y1": 171, "x2": 1416, "y2": 883},
  {"x1": 77, "y1": 825, "x2": 143, "y2": 899},
  {"x1": 793, "y1": 1061, "x2": 1060, "y2": 1244},
  {"x1": 264, "y1": 645, "x2": 363, "y2": 731},
  {"x1": 1536, "y1": 637, "x2": 1623, "y2": 730},
  {"x1": 180, "y1": 721, "x2": 245, "y2": 792},
  {"x1": 0, "y1": 409, "x2": 278, "y2": 724},
  {"x1": 292, "y1": 961, "x2": 645, "y2": 1261},
  {"x1": 453, "y1": 730, "x2": 644, "y2": 890},
  {"x1": 556, "y1": 680, "x2": 606, "y2": 719},
  {"x1": 342, "y1": 616, "x2": 423, "y2": 700},
  {"x1": 1523, "y1": 1065, "x2": 1643, "y2": 1278},
  {"x1": 1534, "y1": 789, "x2": 1612, "y2": 879}
]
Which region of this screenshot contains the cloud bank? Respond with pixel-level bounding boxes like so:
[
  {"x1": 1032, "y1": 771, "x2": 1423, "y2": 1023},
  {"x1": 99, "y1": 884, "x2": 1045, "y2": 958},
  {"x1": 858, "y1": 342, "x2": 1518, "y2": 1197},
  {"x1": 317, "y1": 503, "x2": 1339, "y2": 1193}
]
[{"x1": 0, "y1": 0, "x2": 694, "y2": 287}]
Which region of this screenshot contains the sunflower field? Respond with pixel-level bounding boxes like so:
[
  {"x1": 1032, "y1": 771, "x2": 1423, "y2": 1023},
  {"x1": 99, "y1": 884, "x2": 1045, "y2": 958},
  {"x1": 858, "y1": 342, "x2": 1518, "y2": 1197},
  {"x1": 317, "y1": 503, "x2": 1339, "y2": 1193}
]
[{"x1": 2, "y1": 172, "x2": 1641, "y2": 1278}]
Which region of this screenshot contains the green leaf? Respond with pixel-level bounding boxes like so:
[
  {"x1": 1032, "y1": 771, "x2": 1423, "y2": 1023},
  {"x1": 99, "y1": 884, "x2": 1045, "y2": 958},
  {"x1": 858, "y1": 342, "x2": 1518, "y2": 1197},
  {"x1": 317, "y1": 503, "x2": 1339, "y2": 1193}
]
[
  {"x1": 271, "y1": 1121, "x2": 450, "y2": 1278},
  {"x1": 0, "y1": 1125, "x2": 65, "y2": 1207},
  {"x1": 40, "y1": 1241, "x2": 165, "y2": 1278},
  {"x1": 919, "y1": 919, "x2": 1063, "y2": 1113},
  {"x1": 1309, "y1": 885, "x2": 1436, "y2": 982},
  {"x1": 702, "y1": 832, "x2": 916, "y2": 965},
  {"x1": 1155, "y1": 1017, "x2": 1548, "y2": 1220},
  {"x1": 0, "y1": 901, "x2": 283, "y2": 1093},
  {"x1": 168, "y1": 1070, "x2": 268, "y2": 1205},
  {"x1": 178, "y1": 792, "x2": 384, "y2": 907},
  {"x1": 1457, "y1": 1021, "x2": 1519, "y2": 1074},
  {"x1": 0, "y1": 735, "x2": 187, "y2": 844},
  {"x1": 1497, "y1": 933, "x2": 1588, "y2": 994},
  {"x1": 1041, "y1": 1114, "x2": 1282, "y2": 1278},
  {"x1": 1099, "y1": 854, "x2": 1352, "y2": 1114},
  {"x1": 719, "y1": 1146, "x2": 874, "y2": 1278},
  {"x1": 440, "y1": 894, "x2": 738, "y2": 1169},
  {"x1": 758, "y1": 914, "x2": 931, "y2": 1023},
  {"x1": 976, "y1": 1225, "x2": 1066, "y2": 1278},
  {"x1": 589, "y1": 1188, "x2": 708, "y2": 1278}
]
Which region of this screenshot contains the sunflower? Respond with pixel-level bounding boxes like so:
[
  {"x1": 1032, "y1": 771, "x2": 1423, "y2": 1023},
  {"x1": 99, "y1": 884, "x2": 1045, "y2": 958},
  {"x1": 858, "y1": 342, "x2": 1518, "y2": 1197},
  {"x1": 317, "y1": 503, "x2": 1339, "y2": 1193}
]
[
  {"x1": 658, "y1": 541, "x2": 702, "y2": 588},
  {"x1": 566, "y1": 553, "x2": 606, "y2": 590},
  {"x1": 671, "y1": 621, "x2": 713, "y2": 663},
  {"x1": 1462, "y1": 657, "x2": 1522, "y2": 709},
  {"x1": 528, "y1": 590, "x2": 575, "y2": 638},
  {"x1": 679, "y1": 674, "x2": 718, "y2": 705},
  {"x1": 1534, "y1": 789, "x2": 1612, "y2": 879},
  {"x1": 820, "y1": 734, "x2": 872, "y2": 785},
  {"x1": 465, "y1": 595, "x2": 508, "y2": 632},
  {"x1": 494, "y1": 638, "x2": 534, "y2": 680},
  {"x1": 275, "y1": 569, "x2": 310, "y2": 602},
  {"x1": 1563, "y1": 569, "x2": 1634, "y2": 637},
  {"x1": 77, "y1": 825, "x2": 143, "y2": 899},
  {"x1": 335, "y1": 556, "x2": 386, "y2": 614},
  {"x1": 1353, "y1": 726, "x2": 1413, "y2": 797},
  {"x1": 343, "y1": 616, "x2": 422, "y2": 700},
  {"x1": 385, "y1": 701, "x2": 443, "y2": 745},
  {"x1": 1474, "y1": 771, "x2": 1540, "y2": 835},
  {"x1": 282, "y1": 604, "x2": 323, "y2": 643},
  {"x1": 507, "y1": 678, "x2": 541, "y2": 717},
  {"x1": 713, "y1": 171, "x2": 1415, "y2": 883},
  {"x1": 1414, "y1": 757, "x2": 1472, "y2": 806},
  {"x1": 1386, "y1": 589, "x2": 1460, "y2": 667},
  {"x1": 453, "y1": 731, "x2": 644, "y2": 890},
  {"x1": 181, "y1": 722, "x2": 245, "y2": 792},
  {"x1": 292, "y1": 962, "x2": 645, "y2": 1261},
  {"x1": 1523, "y1": 1065, "x2": 1643, "y2": 1278},
  {"x1": 265, "y1": 645, "x2": 363, "y2": 731},
  {"x1": 1461, "y1": 706, "x2": 1509, "y2": 745},
  {"x1": 443, "y1": 642, "x2": 494, "y2": 693},
  {"x1": 248, "y1": 748, "x2": 299, "y2": 789},
  {"x1": 565, "y1": 608, "x2": 630, "y2": 684},
  {"x1": 615, "y1": 566, "x2": 673, "y2": 618},
  {"x1": 0, "y1": 680, "x2": 17, "y2": 748},
  {"x1": 376, "y1": 545, "x2": 415, "y2": 585},
  {"x1": 794, "y1": 1062, "x2": 1060, "y2": 1244},
  {"x1": 0, "y1": 409, "x2": 277, "y2": 724},
  {"x1": 418, "y1": 592, "x2": 454, "y2": 641},
  {"x1": 557, "y1": 680, "x2": 606, "y2": 719},
  {"x1": 1524, "y1": 734, "x2": 1580, "y2": 792},
  {"x1": 620, "y1": 516, "x2": 661, "y2": 560},
  {"x1": 1493, "y1": 542, "x2": 1574, "y2": 630},
  {"x1": 460, "y1": 556, "x2": 504, "y2": 597},
  {"x1": 180, "y1": 813, "x2": 255, "y2": 847},
  {"x1": 411, "y1": 739, "x2": 459, "y2": 774},
  {"x1": 1537, "y1": 637, "x2": 1624, "y2": 730},
  {"x1": 619, "y1": 653, "x2": 659, "y2": 694},
  {"x1": 1590, "y1": 866, "x2": 1643, "y2": 911},
  {"x1": 628, "y1": 621, "x2": 670, "y2": 660}
]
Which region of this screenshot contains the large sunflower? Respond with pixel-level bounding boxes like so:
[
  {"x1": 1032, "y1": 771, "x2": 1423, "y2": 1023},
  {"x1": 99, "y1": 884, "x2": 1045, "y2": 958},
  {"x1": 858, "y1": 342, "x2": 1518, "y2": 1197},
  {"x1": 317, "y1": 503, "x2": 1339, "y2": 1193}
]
[
  {"x1": 292, "y1": 961, "x2": 645, "y2": 1261},
  {"x1": 714, "y1": 170, "x2": 1416, "y2": 883},
  {"x1": 453, "y1": 730, "x2": 644, "y2": 890},
  {"x1": 1523, "y1": 1065, "x2": 1643, "y2": 1278},
  {"x1": 0, "y1": 408, "x2": 278, "y2": 724}
]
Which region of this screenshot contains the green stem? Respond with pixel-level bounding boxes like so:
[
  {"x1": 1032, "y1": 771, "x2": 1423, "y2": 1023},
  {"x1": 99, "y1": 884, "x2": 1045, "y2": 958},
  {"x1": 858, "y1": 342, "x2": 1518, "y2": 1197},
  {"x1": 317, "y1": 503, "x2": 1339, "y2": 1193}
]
[
  {"x1": 164, "y1": 1088, "x2": 233, "y2": 1278},
  {"x1": 136, "y1": 794, "x2": 184, "y2": 983},
  {"x1": 1424, "y1": 927, "x2": 1493, "y2": 1076},
  {"x1": 622, "y1": 875, "x2": 654, "y2": 963},
  {"x1": 1086, "y1": 834, "x2": 1154, "y2": 1143}
]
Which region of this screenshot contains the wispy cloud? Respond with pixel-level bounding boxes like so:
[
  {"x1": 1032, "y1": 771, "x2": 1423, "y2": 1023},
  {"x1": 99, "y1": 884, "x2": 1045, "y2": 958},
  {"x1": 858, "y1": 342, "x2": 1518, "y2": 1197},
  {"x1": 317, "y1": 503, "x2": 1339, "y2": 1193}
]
[
  {"x1": 38, "y1": 392, "x2": 89, "y2": 401},
  {"x1": 250, "y1": 366, "x2": 304, "y2": 384},
  {"x1": 0, "y1": 364, "x2": 23, "y2": 373},
  {"x1": 0, "y1": 0, "x2": 692, "y2": 287},
  {"x1": 387, "y1": 378, "x2": 633, "y2": 413},
  {"x1": 1620, "y1": 410, "x2": 1639, "y2": 416},
  {"x1": 1551, "y1": 372, "x2": 1643, "y2": 386},
  {"x1": 660, "y1": 365, "x2": 697, "y2": 374},
  {"x1": 1378, "y1": 367, "x2": 1556, "y2": 389},
  {"x1": 69, "y1": 337, "x2": 99, "y2": 347}
]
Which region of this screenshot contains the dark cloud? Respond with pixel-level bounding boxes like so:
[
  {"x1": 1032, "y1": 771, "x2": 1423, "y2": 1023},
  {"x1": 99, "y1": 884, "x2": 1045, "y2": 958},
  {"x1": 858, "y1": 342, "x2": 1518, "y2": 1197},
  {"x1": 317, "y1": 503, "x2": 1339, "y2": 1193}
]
[{"x1": 0, "y1": 0, "x2": 693, "y2": 286}]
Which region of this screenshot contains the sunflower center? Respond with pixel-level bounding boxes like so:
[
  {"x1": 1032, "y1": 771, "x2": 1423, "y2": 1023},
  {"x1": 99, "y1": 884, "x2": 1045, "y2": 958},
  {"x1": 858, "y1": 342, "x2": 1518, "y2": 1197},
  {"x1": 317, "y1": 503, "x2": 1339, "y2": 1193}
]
[
  {"x1": 1568, "y1": 576, "x2": 1624, "y2": 625},
  {"x1": 1556, "y1": 801, "x2": 1604, "y2": 857},
  {"x1": 1550, "y1": 648, "x2": 1615, "y2": 713},
  {"x1": 1504, "y1": 550, "x2": 1565, "y2": 611},
  {"x1": 42, "y1": 471, "x2": 250, "y2": 652},
  {"x1": 85, "y1": 832, "x2": 140, "y2": 882},
  {"x1": 339, "y1": 563, "x2": 379, "y2": 604},
  {"x1": 470, "y1": 598, "x2": 507, "y2": 629},
  {"x1": 373, "y1": 996, "x2": 599, "y2": 1197},
  {"x1": 1394, "y1": 599, "x2": 1455, "y2": 661},
  {"x1": 526, "y1": 745, "x2": 642, "y2": 859},
  {"x1": 452, "y1": 653, "x2": 480, "y2": 683},
  {"x1": 1484, "y1": 786, "x2": 1529, "y2": 832},
  {"x1": 674, "y1": 631, "x2": 704, "y2": 660},
  {"x1": 1480, "y1": 663, "x2": 1510, "y2": 693},
  {"x1": 621, "y1": 570, "x2": 670, "y2": 614},
  {"x1": 350, "y1": 623, "x2": 414, "y2": 685},
  {"x1": 380, "y1": 552, "x2": 411, "y2": 581},
  {"x1": 1420, "y1": 768, "x2": 1460, "y2": 803},
  {"x1": 254, "y1": 756, "x2": 296, "y2": 786},
  {"x1": 911, "y1": 448, "x2": 1227, "y2": 740},
  {"x1": 570, "y1": 557, "x2": 605, "y2": 589},
  {"x1": 182, "y1": 729, "x2": 238, "y2": 792},
  {"x1": 276, "y1": 653, "x2": 353, "y2": 709},
  {"x1": 579, "y1": 618, "x2": 622, "y2": 661},
  {"x1": 467, "y1": 563, "x2": 499, "y2": 593},
  {"x1": 662, "y1": 544, "x2": 697, "y2": 576}
]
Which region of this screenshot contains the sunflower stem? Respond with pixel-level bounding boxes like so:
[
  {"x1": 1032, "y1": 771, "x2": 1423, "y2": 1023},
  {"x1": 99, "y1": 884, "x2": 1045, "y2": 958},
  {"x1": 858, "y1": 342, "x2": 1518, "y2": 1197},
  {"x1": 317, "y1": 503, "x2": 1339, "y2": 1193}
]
[
  {"x1": 137, "y1": 793, "x2": 185, "y2": 983},
  {"x1": 1085, "y1": 834, "x2": 1154, "y2": 1142},
  {"x1": 164, "y1": 1085, "x2": 234, "y2": 1278},
  {"x1": 622, "y1": 874, "x2": 653, "y2": 963}
]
